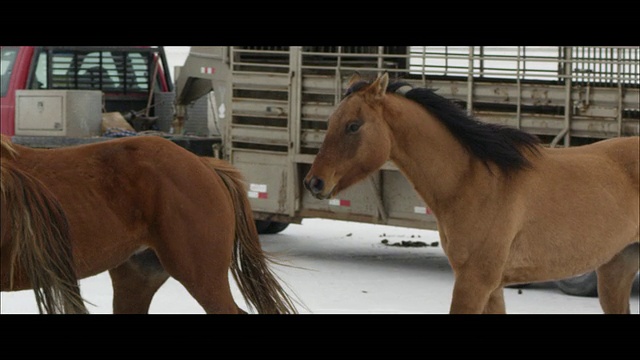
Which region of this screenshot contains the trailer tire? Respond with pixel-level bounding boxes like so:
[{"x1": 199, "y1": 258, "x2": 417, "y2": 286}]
[
  {"x1": 255, "y1": 220, "x2": 290, "y2": 234},
  {"x1": 555, "y1": 271, "x2": 598, "y2": 297},
  {"x1": 255, "y1": 220, "x2": 272, "y2": 234},
  {"x1": 263, "y1": 221, "x2": 290, "y2": 234}
]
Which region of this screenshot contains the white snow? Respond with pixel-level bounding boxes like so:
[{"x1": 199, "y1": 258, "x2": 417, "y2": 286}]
[{"x1": 2, "y1": 218, "x2": 638, "y2": 314}]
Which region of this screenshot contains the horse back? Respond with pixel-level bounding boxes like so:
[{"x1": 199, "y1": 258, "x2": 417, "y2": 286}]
[{"x1": 592, "y1": 136, "x2": 639, "y2": 192}]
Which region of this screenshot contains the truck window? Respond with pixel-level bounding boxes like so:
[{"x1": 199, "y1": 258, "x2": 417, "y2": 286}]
[
  {"x1": 30, "y1": 51, "x2": 48, "y2": 89},
  {"x1": 127, "y1": 52, "x2": 152, "y2": 91},
  {"x1": 39, "y1": 49, "x2": 158, "y2": 93},
  {"x1": 1, "y1": 46, "x2": 19, "y2": 97},
  {"x1": 48, "y1": 51, "x2": 119, "y2": 90}
]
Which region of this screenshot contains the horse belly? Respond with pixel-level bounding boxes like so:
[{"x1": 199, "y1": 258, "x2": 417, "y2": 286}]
[
  {"x1": 504, "y1": 197, "x2": 638, "y2": 284},
  {"x1": 72, "y1": 230, "x2": 147, "y2": 279},
  {"x1": 64, "y1": 202, "x2": 148, "y2": 279},
  {"x1": 502, "y1": 151, "x2": 639, "y2": 283}
]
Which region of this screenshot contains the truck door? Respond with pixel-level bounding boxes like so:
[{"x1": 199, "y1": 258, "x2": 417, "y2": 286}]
[{"x1": 1, "y1": 46, "x2": 34, "y2": 136}]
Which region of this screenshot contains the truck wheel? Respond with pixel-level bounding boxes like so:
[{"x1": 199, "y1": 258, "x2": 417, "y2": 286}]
[
  {"x1": 555, "y1": 271, "x2": 598, "y2": 297},
  {"x1": 262, "y1": 221, "x2": 290, "y2": 234}
]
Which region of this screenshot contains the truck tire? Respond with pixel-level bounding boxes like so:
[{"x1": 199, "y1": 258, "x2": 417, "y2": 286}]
[
  {"x1": 254, "y1": 220, "x2": 290, "y2": 235},
  {"x1": 555, "y1": 271, "x2": 598, "y2": 297}
]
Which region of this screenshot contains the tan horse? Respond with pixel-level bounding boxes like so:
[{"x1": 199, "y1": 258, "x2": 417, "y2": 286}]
[
  {"x1": 1, "y1": 135, "x2": 297, "y2": 314},
  {"x1": 304, "y1": 73, "x2": 639, "y2": 314}
]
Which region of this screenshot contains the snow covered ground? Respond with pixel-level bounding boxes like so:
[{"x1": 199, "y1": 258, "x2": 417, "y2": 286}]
[{"x1": 2, "y1": 218, "x2": 637, "y2": 314}]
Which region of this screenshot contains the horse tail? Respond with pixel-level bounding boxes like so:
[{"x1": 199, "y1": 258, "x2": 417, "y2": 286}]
[
  {"x1": 1, "y1": 156, "x2": 88, "y2": 314},
  {"x1": 200, "y1": 157, "x2": 298, "y2": 314}
]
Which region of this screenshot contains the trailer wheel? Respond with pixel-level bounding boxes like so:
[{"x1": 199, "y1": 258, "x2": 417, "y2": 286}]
[
  {"x1": 263, "y1": 221, "x2": 290, "y2": 234},
  {"x1": 254, "y1": 220, "x2": 272, "y2": 234},
  {"x1": 555, "y1": 271, "x2": 598, "y2": 297},
  {"x1": 255, "y1": 220, "x2": 290, "y2": 234}
]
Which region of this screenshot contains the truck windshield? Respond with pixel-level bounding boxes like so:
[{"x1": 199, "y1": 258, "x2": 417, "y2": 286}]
[{"x1": 1, "y1": 46, "x2": 19, "y2": 97}]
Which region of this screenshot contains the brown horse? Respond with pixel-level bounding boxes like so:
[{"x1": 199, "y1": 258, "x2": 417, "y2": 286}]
[
  {"x1": 304, "y1": 73, "x2": 639, "y2": 314},
  {"x1": 1, "y1": 135, "x2": 297, "y2": 314}
]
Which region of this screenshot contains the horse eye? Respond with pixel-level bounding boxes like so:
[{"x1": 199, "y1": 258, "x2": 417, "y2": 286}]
[{"x1": 346, "y1": 121, "x2": 361, "y2": 134}]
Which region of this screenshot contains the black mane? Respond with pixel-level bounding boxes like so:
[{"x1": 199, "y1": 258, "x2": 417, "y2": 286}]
[{"x1": 346, "y1": 80, "x2": 541, "y2": 173}]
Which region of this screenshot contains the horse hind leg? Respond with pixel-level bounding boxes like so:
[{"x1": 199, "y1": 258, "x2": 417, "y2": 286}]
[
  {"x1": 596, "y1": 243, "x2": 639, "y2": 314},
  {"x1": 152, "y1": 232, "x2": 241, "y2": 314},
  {"x1": 108, "y1": 249, "x2": 170, "y2": 314}
]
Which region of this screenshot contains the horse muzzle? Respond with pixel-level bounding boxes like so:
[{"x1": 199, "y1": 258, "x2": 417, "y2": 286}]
[{"x1": 303, "y1": 175, "x2": 333, "y2": 200}]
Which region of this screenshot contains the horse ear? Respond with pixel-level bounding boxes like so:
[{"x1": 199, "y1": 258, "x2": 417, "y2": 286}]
[
  {"x1": 347, "y1": 72, "x2": 362, "y2": 87},
  {"x1": 371, "y1": 72, "x2": 389, "y2": 97}
]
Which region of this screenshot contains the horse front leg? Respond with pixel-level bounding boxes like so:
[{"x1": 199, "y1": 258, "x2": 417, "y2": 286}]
[
  {"x1": 439, "y1": 229, "x2": 509, "y2": 313},
  {"x1": 450, "y1": 276, "x2": 498, "y2": 314},
  {"x1": 483, "y1": 287, "x2": 506, "y2": 314},
  {"x1": 449, "y1": 257, "x2": 506, "y2": 314}
]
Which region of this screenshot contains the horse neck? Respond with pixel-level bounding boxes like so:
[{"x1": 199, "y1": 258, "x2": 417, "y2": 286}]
[{"x1": 383, "y1": 95, "x2": 482, "y2": 212}]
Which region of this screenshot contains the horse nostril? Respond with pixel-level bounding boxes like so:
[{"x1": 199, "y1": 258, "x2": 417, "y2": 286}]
[{"x1": 307, "y1": 176, "x2": 324, "y2": 194}]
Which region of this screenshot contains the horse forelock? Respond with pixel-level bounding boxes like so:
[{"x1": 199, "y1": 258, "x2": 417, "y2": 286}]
[
  {"x1": 345, "y1": 79, "x2": 413, "y2": 97},
  {"x1": 343, "y1": 80, "x2": 371, "y2": 98}
]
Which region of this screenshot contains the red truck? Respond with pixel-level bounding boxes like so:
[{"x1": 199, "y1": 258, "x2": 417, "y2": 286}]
[
  {"x1": 1, "y1": 46, "x2": 175, "y2": 136},
  {"x1": 2, "y1": 46, "x2": 218, "y2": 154}
]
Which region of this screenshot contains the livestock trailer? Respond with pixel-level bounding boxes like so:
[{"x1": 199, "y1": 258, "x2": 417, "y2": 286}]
[{"x1": 177, "y1": 46, "x2": 639, "y2": 232}]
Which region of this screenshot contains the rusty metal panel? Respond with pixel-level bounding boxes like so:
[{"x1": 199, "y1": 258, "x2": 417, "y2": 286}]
[
  {"x1": 232, "y1": 72, "x2": 290, "y2": 90},
  {"x1": 232, "y1": 98, "x2": 289, "y2": 118},
  {"x1": 301, "y1": 103, "x2": 335, "y2": 121},
  {"x1": 302, "y1": 75, "x2": 337, "y2": 94},
  {"x1": 231, "y1": 150, "x2": 290, "y2": 214},
  {"x1": 381, "y1": 170, "x2": 437, "y2": 226},
  {"x1": 231, "y1": 125, "x2": 288, "y2": 146},
  {"x1": 299, "y1": 175, "x2": 381, "y2": 219}
]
